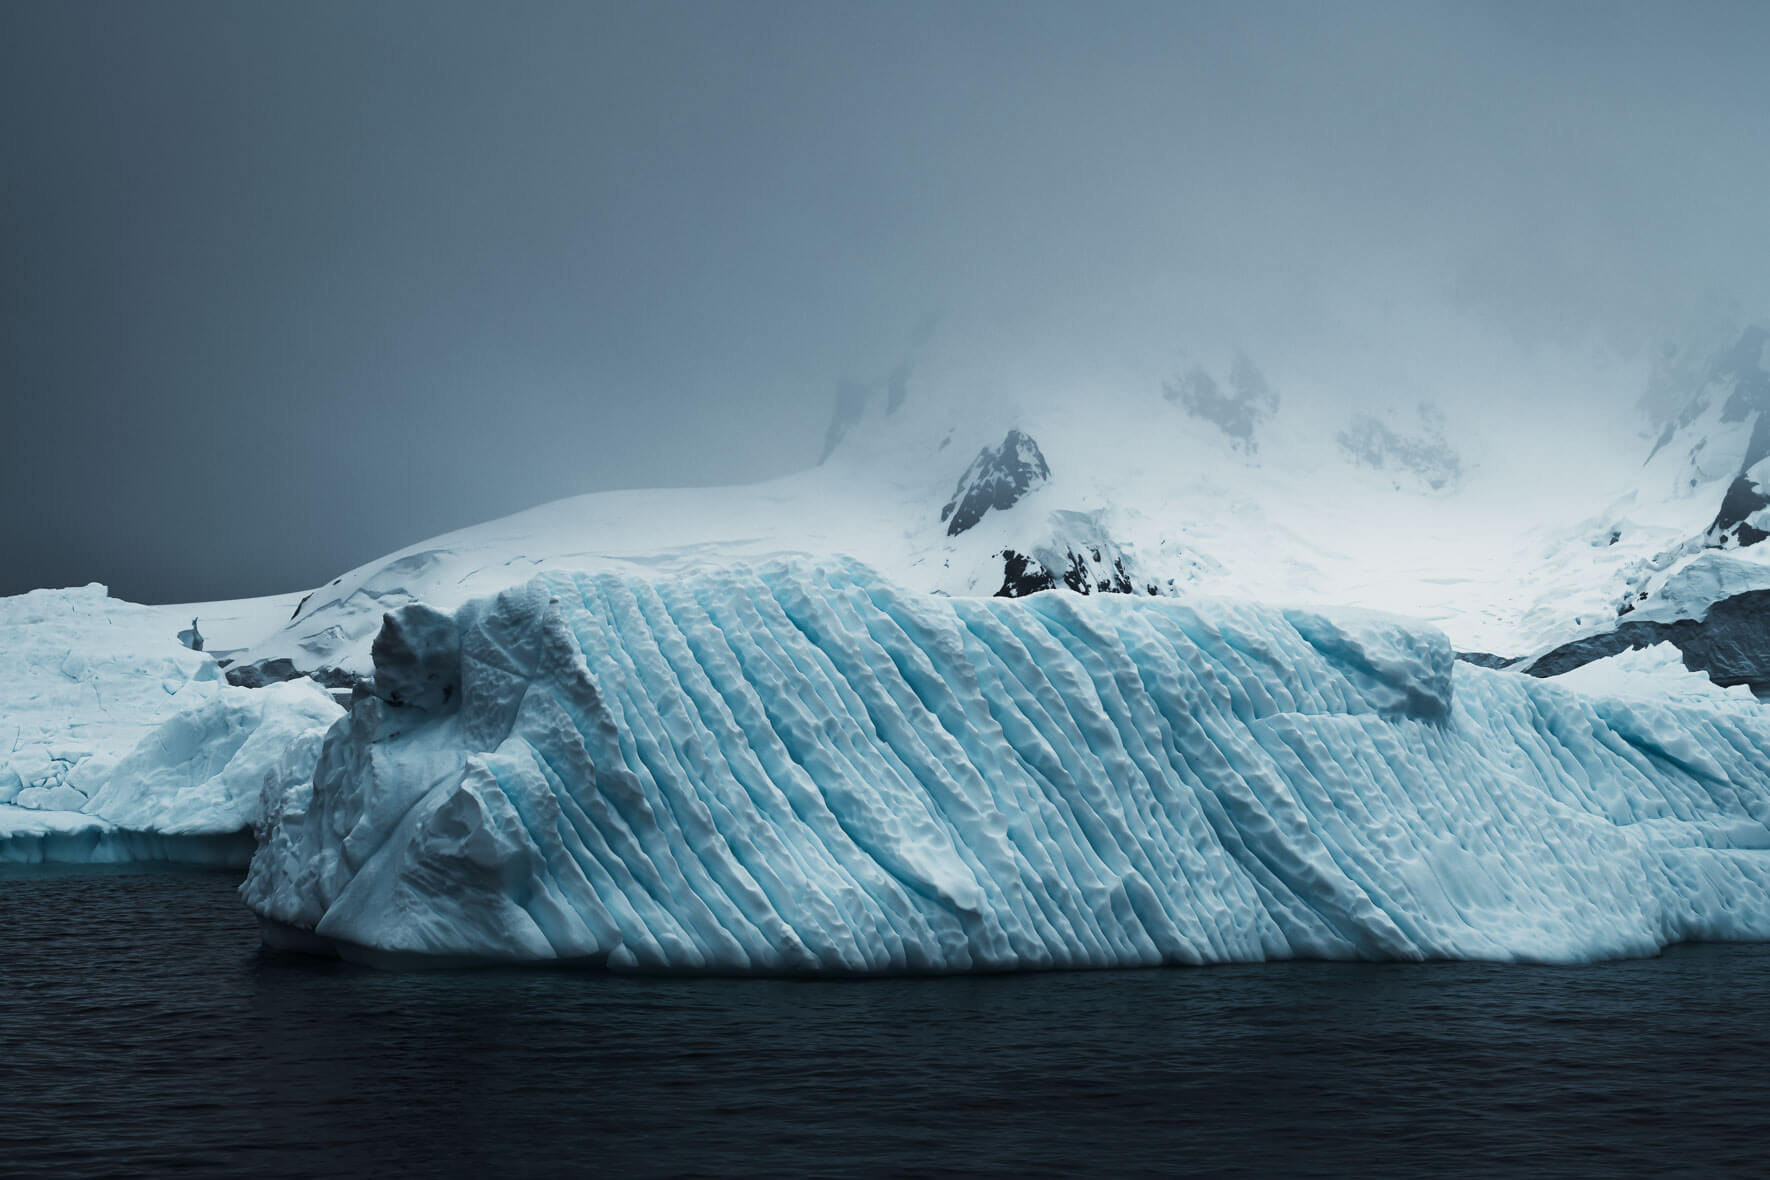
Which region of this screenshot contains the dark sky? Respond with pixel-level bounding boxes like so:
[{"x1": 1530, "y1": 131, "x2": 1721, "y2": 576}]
[{"x1": 5, "y1": 1, "x2": 1768, "y2": 602}]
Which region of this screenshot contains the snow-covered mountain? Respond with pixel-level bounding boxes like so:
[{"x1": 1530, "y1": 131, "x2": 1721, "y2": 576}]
[
  {"x1": 1516, "y1": 326, "x2": 1770, "y2": 684},
  {"x1": 218, "y1": 326, "x2": 1770, "y2": 694}
]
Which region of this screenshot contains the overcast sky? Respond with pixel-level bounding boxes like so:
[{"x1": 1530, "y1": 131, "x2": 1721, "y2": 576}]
[{"x1": 4, "y1": 0, "x2": 1768, "y2": 602}]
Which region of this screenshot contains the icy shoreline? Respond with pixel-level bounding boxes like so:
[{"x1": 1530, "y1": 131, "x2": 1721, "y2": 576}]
[{"x1": 0, "y1": 808, "x2": 255, "y2": 868}]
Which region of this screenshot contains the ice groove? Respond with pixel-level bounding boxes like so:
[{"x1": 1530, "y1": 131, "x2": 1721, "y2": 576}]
[{"x1": 244, "y1": 559, "x2": 1770, "y2": 971}]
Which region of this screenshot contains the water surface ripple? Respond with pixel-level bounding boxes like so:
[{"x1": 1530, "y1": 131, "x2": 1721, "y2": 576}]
[{"x1": 3, "y1": 868, "x2": 1766, "y2": 1177}]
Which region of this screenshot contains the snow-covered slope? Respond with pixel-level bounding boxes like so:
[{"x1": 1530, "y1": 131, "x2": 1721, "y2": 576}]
[
  {"x1": 199, "y1": 324, "x2": 1770, "y2": 702},
  {"x1": 1546, "y1": 643, "x2": 1759, "y2": 705},
  {"x1": 1503, "y1": 328, "x2": 1770, "y2": 682},
  {"x1": 246, "y1": 560, "x2": 1770, "y2": 971},
  {"x1": 2, "y1": 584, "x2": 222, "y2": 811},
  {"x1": 0, "y1": 585, "x2": 342, "y2": 864},
  {"x1": 208, "y1": 344, "x2": 1646, "y2": 678}
]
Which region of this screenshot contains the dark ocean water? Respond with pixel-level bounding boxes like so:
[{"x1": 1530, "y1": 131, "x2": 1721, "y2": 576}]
[{"x1": 3, "y1": 867, "x2": 1768, "y2": 1178}]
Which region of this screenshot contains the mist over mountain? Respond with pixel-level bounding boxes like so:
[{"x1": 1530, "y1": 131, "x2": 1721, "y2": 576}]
[{"x1": 5, "y1": 0, "x2": 1770, "y2": 601}]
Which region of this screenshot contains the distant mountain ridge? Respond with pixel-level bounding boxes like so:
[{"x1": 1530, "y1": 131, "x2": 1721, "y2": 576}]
[{"x1": 205, "y1": 325, "x2": 1770, "y2": 700}]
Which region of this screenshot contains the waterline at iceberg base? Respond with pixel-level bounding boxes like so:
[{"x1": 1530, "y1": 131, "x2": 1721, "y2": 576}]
[{"x1": 244, "y1": 560, "x2": 1770, "y2": 972}]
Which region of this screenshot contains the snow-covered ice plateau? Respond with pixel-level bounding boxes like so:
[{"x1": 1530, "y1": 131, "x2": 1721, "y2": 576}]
[{"x1": 0, "y1": 585, "x2": 342, "y2": 864}]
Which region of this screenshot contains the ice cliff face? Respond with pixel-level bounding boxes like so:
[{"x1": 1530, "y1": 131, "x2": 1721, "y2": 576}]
[{"x1": 246, "y1": 560, "x2": 1770, "y2": 971}]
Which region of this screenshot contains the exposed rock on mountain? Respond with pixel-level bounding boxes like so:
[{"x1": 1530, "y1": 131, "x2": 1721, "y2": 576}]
[
  {"x1": 1456, "y1": 651, "x2": 1518, "y2": 670},
  {"x1": 1707, "y1": 467, "x2": 1770, "y2": 548},
  {"x1": 941, "y1": 429, "x2": 1051, "y2": 536},
  {"x1": 1338, "y1": 403, "x2": 1463, "y2": 492},
  {"x1": 1164, "y1": 353, "x2": 1278, "y2": 453},
  {"x1": 989, "y1": 508, "x2": 1138, "y2": 598},
  {"x1": 996, "y1": 550, "x2": 1056, "y2": 597},
  {"x1": 1525, "y1": 588, "x2": 1770, "y2": 693},
  {"x1": 995, "y1": 547, "x2": 1136, "y2": 599},
  {"x1": 1691, "y1": 327, "x2": 1770, "y2": 548},
  {"x1": 1639, "y1": 325, "x2": 1770, "y2": 550}
]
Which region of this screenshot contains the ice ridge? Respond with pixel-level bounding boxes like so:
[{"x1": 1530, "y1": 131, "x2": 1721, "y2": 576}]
[{"x1": 245, "y1": 559, "x2": 1770, "y2": 971}]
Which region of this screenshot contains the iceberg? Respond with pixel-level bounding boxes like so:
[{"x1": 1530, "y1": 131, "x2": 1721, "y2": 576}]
[
  {"x1": 245, "y1": 560, "x2": 1770, "y2": 971},
  {"x1": 1, "y1": 585, "x2": 343, "y2": 865}
]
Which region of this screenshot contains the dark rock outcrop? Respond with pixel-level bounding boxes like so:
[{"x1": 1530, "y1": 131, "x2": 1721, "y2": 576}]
[
  {"x1": 369, "y1": 604, "x2": 462, "y2": 711},
  {"x1": 1524, "y1": 588, "x2": 1770, "y2": 692},
  {"x1": 225, "y1": 657, "x2": 364, "y2": 694},
  {"x1": 1646, "y1": 326, "x2": 1770, "y2": 551},
  {"x1": 1062, "y1": 550, "x2": 1134, "y2": 595},
  {"x1": 942, "y1": 429, "x2": 1051, "y2": 536},
  {"x1": 996, "y1": 550, "x2": 1057, "y2": 597},
  {"x1": 1707, "y1": 469, "x2": 1770, "y2": 548},
  {"x1": 995, "y1": 546, "x2": 1135, "y2": 599},
  {"x1": 1703, "y1": 331, "x2": 1770, "y2": 546}
]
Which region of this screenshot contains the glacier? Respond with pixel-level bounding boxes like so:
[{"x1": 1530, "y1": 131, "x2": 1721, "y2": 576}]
[
  {"x1": 245, "y1": 559, "x2": 1770, "y2": 971},
  {"x1": 1, "y1": 585, "x2": 343, "y2": 865}
]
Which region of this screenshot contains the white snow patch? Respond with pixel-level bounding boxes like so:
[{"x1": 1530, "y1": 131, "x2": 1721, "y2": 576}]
[
  {"x1": 1547, "y1": 642, "x2": 1756, "y2": 705},
  {"x1": 0, "y1": 585, "x2": 342, "y2": 864}
]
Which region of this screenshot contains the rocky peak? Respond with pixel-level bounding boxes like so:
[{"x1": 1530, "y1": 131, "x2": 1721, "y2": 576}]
[{"x1": 941, "y1": 429, "x2": 1051, "y2": 536}]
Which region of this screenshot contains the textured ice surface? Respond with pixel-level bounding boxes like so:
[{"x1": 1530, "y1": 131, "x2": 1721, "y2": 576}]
[
  {"x1": 1548, "y1": 643, "x2": 1758, "y2": 705},
  {"x1": 2, "y1": 585, "x2": 223, "y2": 808},
  {"x1": 0, "y1": 585, "x2": 343, "y2": 864},
  {"x1": 246, "y1": 561, "x2": 1770, "y2": 971},
  {"x1": 78, "y1": 679, "x2": 342, "y2": 835}
]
